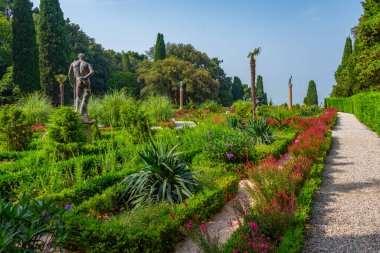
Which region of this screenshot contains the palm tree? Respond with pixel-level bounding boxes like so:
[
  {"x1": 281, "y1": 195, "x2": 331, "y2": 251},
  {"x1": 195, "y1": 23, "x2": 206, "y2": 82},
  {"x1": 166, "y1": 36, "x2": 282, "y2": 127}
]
[
  {"x1": 248, "y1": 47, "x2": 261, "y2": 118},
  {"x1": 55, "y1": 74, "x2": 67, "y2": 106}
]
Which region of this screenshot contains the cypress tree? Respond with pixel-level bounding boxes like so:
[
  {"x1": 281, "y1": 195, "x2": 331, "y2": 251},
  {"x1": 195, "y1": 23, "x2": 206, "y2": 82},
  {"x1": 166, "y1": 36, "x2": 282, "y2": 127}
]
[
  {"x1": 12, "y1": 0, "x2": 40, "y2": 93},
  {"x1": 231, "y1": 76, "x2": 244, "y2": 101},
  {"x1": 304, "y1": 80, "x2": 318, "y2": 105},
  {"x1": 256, "y1": 75, "x2": 264, "y2": 100},
  {"x1": 39, "y1": 0, "x2": 70, "y2": 105},
  {"x1": 154, "y1": 33, "x2": 166, "y2": 61},
  {"x1": 263, "y1": 92, "x2": 268, "y2": 105},
  {"x1": 332, "y1": 37, "x2": 353, "y2": 97}
]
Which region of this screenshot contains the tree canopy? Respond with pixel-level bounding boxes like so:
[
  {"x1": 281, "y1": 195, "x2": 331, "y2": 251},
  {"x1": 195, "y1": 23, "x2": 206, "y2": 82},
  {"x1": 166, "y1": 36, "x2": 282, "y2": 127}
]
[{"x1": 138, "y1": 57, "x2": 219, "y2": 104}]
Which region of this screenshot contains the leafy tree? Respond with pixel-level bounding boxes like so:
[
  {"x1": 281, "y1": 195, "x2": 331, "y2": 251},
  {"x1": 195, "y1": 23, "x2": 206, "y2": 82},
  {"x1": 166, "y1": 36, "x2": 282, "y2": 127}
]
[
  {"x1": 138, "y1": 57, "x2": 219, "y2": 104},
  {"x1": 65, "y1": 19, "x2": 111, "y2": 95},
  {"x1": 0, "y1": 13, "x2": 12, "y2": 77},
  {"x1": 304, "y1": 80, "x2": 318, "y2": 105},
  {"x1": 0, "y1": 0, "x2": 13, "y2": 19},
  {"x1": 351, "y1": 0, "x2": 380, "y2": 93},
  {"x1": 122, "y1": 52, "x2": 132, "y2": 72},
  {"x1": 12, "y1": 0, "x2": 40, "y2": 93},
  {"x1": 231, "y1": 76, "x2": 244, "y2": 101},
  {"x1": 107, "y1": 71, "x2": 139, "y2": 97},
  {"x1": 39, "y1": 0, "x2": 70, "y2": 105},
  {"x1": 154, "y1": 33, "x2": 166, "y2": 61},
  {"x1": 248, "y1": 47, "x2": 261, "y2": 118},
  {"x1": 332, "y1": 37, "x2": 354, "y2": 97},
  {"x1": 0, "y1": 66, "x2": 20, "y2": 105}
]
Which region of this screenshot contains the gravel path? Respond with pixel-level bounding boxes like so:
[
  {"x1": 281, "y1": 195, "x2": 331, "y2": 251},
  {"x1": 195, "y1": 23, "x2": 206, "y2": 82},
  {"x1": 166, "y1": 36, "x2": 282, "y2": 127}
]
[
  {"x1": 174, "y1": 180, "x2": 252, "y2": 253},
  {"x1": 303, "y1": 112, "x2": 380, "y2": 253}
]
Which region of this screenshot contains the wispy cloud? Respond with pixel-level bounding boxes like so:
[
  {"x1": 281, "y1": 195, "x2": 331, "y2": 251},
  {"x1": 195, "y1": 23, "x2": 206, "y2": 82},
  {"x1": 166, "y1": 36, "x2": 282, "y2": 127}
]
[{"x1": 298, "y1": 7, "x2": 321, "y2": 22}]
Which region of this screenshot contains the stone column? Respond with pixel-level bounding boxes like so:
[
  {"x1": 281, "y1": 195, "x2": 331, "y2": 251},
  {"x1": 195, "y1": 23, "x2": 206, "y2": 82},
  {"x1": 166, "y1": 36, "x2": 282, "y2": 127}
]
[
  {"x1": 179, "y1": 81, "x2": 183, "y2": 110},
  {"x1": 288, "y1": 83, "x2": 293, "y2": 110}
]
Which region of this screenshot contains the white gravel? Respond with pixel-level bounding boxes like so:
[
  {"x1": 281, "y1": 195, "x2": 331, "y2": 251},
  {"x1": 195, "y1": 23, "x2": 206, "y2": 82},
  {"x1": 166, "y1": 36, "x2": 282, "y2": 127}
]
[{"x1": 303, "y1": 112, "x2": 380, "y2": 253}]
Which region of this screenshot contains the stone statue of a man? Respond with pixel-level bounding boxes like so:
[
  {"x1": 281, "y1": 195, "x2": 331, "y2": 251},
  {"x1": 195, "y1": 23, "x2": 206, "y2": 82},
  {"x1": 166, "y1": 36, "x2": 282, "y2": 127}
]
[{"x1": 68, "y1": 53, "x2": 94, "y2": 117}]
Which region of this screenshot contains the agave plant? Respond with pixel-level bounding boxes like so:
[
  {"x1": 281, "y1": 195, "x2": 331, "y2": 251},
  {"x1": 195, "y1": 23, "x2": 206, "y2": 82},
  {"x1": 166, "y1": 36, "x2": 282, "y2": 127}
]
[
  {"x1": 245, "y1": 118, "x2": 275, "y2": 145},
  {"x1": 226, "y1": 116, "x2": 244, "y2": 130},
  {"x1": 122, "y1": 141, "x2": 199, "y2": 208}
]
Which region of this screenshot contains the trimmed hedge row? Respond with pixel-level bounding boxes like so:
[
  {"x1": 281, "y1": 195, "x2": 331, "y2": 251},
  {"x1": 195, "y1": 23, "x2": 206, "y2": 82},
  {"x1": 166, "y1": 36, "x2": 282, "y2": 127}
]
[
  {"x1": 0, "y1": 151, "x2": 30, "y2": 162},
  {"x1": 0, "y1": 154, "x2": 102, "y2": 200},
  {"x1": 255, "y1": 130, "x2": 297, "y2": 160},
  {"x1": 325, "y1": 92, "x2": 380, "y2": 135},
  {"x1": 64, "y1": 167, "x2": 240, "y2": 252}
]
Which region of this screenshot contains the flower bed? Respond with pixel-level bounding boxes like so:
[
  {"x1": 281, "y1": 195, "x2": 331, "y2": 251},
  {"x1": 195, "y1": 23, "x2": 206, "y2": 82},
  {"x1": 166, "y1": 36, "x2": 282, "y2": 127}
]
[{"x1": 221, "y1": 108, "x2": 337, "y2": 252}]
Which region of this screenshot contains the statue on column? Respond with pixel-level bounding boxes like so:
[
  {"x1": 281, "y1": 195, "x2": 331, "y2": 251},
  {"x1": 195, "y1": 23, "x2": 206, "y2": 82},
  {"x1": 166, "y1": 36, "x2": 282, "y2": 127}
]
[{"x1": 68, "y1": 53, "x2": 94, "y2": 119}]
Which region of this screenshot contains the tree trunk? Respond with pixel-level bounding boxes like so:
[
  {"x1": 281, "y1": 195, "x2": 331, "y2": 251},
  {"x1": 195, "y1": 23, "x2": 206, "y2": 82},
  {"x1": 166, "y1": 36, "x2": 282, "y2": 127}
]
[
  {"x1": 60, "y1": 83, "x2": 64, "y2": 106},
  {"x1": 250, "y1": 57, "x2": 256, "y2": 118}
]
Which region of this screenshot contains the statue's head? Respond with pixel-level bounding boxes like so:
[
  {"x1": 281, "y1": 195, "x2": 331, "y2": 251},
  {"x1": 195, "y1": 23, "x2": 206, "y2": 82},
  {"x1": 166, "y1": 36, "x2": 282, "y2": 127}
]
[{"x1": 78, "y1": 53, "x2": 85, "y2": 60}]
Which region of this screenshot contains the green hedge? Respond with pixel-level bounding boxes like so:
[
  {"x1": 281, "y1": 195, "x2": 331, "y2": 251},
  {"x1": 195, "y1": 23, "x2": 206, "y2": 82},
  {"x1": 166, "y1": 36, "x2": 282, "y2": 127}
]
[
  {"x1": 325, "y1": 92, "x2": 380, "y2": 135},
  {"x1": 0, "y1": 151, "x2": 30, "y2": 161},
  {"x1": 63, "y1": 167, "x2": 240, "y2": 252},
  {"x1": 255, "y1": 130, "x2": 297, "y2": 160}
]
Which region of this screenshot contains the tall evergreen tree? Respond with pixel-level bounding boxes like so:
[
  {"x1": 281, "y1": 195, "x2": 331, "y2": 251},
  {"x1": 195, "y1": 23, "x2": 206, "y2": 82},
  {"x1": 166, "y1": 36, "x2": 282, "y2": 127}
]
[
  {"x1": 332, "y1": 37, "x2": 354, "y2": 97},
  {"x1": 39, "y1": 0, "x2": 70, "y2": 104},
  {"x1": 256, "y1": 75, "x2": 264, "y2": 100},
  {"x1": 263, "y1": 92, "x2": 268, "y2": 105},
  {"x1": 231, "y1": 76, "x2": 244, "y2": 101},
  {"x1": 154, "y1": 33, "x2": 166, "y2": 61},
  {"x1": 304, "y1": 80, "x2": 318, "y2": 105},
  {"x1": 12, "y1": 0, "x2": 40, "y2": 93}
]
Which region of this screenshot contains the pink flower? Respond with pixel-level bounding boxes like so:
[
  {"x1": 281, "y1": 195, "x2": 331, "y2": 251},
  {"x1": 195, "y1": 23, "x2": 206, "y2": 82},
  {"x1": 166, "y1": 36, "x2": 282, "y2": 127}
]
[
  {"x1": 249, "y1": 221, "x2": 258, "y2": 231},
  {"x1": 199, "y1": 224, "x2": 207, "y2": 233},
  {"x1": 186, "y1": 220, "x2": 193, "y2": 230}
]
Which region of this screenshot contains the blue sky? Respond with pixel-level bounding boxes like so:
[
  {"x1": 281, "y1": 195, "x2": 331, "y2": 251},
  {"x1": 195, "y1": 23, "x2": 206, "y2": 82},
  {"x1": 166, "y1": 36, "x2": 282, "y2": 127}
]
[{"x1": 32, "y1": 0, "x2": 363, "y2": 104}]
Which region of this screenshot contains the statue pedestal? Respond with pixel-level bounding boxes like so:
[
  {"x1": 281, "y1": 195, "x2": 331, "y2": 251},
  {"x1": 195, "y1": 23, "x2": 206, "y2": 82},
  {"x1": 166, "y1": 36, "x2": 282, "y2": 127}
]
[{"x1": 80, "y1": 116, "x2": 93, "y2": 145}]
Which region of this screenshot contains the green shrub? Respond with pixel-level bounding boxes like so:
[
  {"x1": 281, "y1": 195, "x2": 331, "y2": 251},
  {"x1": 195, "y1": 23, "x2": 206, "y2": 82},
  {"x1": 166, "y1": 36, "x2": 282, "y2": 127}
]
[
  {"x1": 0, "y1": 66, "x2": 20, "y2": 105},
  {"x1": 44, "y1": 107, "x2": 85, "y2": 160},
  {"x1": 120, "y1": 98, "x2": 150, "y2": 143},
  {"x1": 141, "y1": 95, "x2": 173, "y2": 125},
  {"x1": 199, "y1": 100, "x2": 221, "y2": 113},
  {"x1": 325, "y1": 92, "x2": 380, "y2": 135},
  {"x1": 18, "y1": 92, "x2": 53, "y2": 125},
  {"x1": 122, "y1": 141, "x2": 200, "y2": 207},
  {"x1": 245, "y1": 118, "x2": 275, "y2": 145},
  {"x1": 299, "y1": 105, "x2": 321, "y2": 117},
  {"x1": 95, "y1": 91, "x2": 130, "y2": 127},
  {"x1": 0, "y1": 105, "x2": 33, "y2": 151},
  {"x1": 205, "y1": 128, "x2": 254, "y2": 163},
  {"x1": 232, "y1": 100, "x2": 252, "y2": 118}
]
